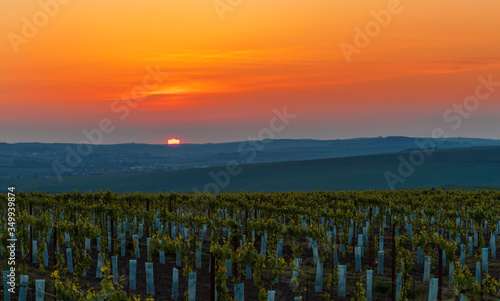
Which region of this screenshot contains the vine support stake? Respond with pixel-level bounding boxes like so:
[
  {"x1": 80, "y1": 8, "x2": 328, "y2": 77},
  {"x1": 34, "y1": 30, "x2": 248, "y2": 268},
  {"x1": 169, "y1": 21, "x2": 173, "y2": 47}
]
[
  {"x1": 210, "y1": 252, "x2": 215, "y2": 301},
  {"x1": 146, "y1": 198, "x2": 150, "y2": 238},
  {"x1": 53, "y1": 226, "x2": 57, "y2": 269},
  {"x1": 369, "y1": 207, "x2": 373, "y2": 269},
  {"x1": 438, "y1": 247, "x2": 443, "y2": 300},
  {"x1": 111, "y1": 213, "x2": 114, "y2": 256},
  {"x1": 170, "y1": 196, "x2": 174, "y2": 239},
  {"x1": 169, "y1": 195, "x2": 172, "y2": 213},
  {"x1": 29, "y1": 201, "x2": 33, "y2": 263},
  {"x1": 392, "y1": 221, "x2": 396, "y2": 301},
  {"x1": 353, "y1": 199, "x2": 357, "y2": 257},
  {"x1": 232, "y1": 226, "x2": 238, "y2": 277},
  {"x1": 306, "y1": 268, "x2": 309, "y2": 301},
  {"x1": 245, "y1": 210, "x2": 248, "y2": 238}
]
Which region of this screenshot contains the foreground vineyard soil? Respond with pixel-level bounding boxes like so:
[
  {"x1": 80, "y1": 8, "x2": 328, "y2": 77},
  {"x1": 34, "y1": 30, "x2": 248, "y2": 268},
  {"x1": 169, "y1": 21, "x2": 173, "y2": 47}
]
[{"x1": 2, "y1": 189, "x2": 500, "y2": 300}]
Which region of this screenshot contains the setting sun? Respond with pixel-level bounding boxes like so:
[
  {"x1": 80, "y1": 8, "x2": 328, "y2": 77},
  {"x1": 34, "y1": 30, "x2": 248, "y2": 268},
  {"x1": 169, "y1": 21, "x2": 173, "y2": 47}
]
[{"x1": 167, "y1": 138, "x2": 181, "y2": 145}]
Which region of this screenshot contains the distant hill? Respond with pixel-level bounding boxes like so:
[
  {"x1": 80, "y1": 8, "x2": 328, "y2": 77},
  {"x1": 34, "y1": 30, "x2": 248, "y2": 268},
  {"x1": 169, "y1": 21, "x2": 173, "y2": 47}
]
[
  {"x1": 2, "y1": 136, "x2": 500, "y2": 179},
  {"x1": 10, "y1": 145, "x2": 500, "y2": 193}
]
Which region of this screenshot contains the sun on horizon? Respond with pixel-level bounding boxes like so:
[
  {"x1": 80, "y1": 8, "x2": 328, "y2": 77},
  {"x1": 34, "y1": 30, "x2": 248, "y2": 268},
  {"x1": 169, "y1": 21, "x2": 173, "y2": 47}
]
[{"x1": 167, "y1": 138, "x2": 181, "y2": 145}]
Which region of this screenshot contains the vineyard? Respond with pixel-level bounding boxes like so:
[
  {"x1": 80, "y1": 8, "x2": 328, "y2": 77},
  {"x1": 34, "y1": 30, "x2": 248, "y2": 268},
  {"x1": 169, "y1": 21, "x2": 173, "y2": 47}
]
[{"x1": 2, "y1": 189, "x2": 500, "y2": 300}]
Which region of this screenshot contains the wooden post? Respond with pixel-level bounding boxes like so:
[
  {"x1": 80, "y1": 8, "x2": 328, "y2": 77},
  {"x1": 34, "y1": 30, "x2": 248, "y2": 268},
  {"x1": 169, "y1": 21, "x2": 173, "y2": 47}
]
[
  {"x1": 331, "y1": 242, "x2": 334, "y2": 298},
  {"x1": 54, "y1": 226, "x2": 58, "y2": 301},
  {"x1": 53, "y1": 226, "x2": 57, "y2": 268},
  {"x1": 352, "y1": 199, "x2": 358, "y2": 256},
  {"x1": 29, "y1": 201, "x2": 33, "y2": 263},
  {"x1": 146, "y1": 199, "x2": 150, "y2": 238},
  {"x1": 74, "y1": 214, "x2": 78, "y2": 252},
  {"x1": 353, "y1": 220, "x2": 356, "y2": 257},
  {"x1": 170, "y1": 197, "x2": 173, "y2": 239},
  {"x1": 306, "y1": 268, "x2": 309, "y2": 301},
  {"x1": 254, "y1": 203, "x2": 259, "y2": 243},
  {"x1": 210, "y1": 252, "x2": 215, "y2": 301},
  {"x1": 232, "y1": 226, "x2": 238, "y2": 277},
  {"x1": 369, "y1": 207, "x2": 373, "y2": 269},
  {"x1": 392, "y1": 222, "x2": 396, "y2": 301},
  {"x1": 110, "y1": 213, "x2": 114, "y2": 255},
  {"x1": 245, "y1": 211, "x2": 248, "y2": 238},
  {"x1": 438, "y1": 247, "x2": 443, "y2": 300}
]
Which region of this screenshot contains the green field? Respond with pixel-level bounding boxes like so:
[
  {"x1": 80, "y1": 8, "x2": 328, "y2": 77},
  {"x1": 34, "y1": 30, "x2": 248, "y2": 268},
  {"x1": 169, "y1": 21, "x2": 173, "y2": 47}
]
[{"x1": 4, "y1": 190, "x2": 500, "y2": 300}]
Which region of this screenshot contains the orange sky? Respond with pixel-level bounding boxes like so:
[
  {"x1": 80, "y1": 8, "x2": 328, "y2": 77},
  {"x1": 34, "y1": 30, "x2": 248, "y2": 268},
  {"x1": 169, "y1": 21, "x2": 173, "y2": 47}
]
[{"x1": 1, "y1": 0, "x2": 500, "y2": 143}]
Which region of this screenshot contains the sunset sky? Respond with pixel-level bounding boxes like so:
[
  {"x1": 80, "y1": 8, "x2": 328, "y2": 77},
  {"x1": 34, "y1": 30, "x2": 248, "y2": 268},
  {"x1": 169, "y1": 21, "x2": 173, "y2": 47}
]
[{"x1": 1, "y1": 0, "x2": 499, "y2": 144}]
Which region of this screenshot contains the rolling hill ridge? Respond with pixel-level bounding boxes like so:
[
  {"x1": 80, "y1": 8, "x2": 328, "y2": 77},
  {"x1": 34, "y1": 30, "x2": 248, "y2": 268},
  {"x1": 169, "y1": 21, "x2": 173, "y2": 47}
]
[{"x1": 10, "y1": 145, "x2": 500, "y2": 193}]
